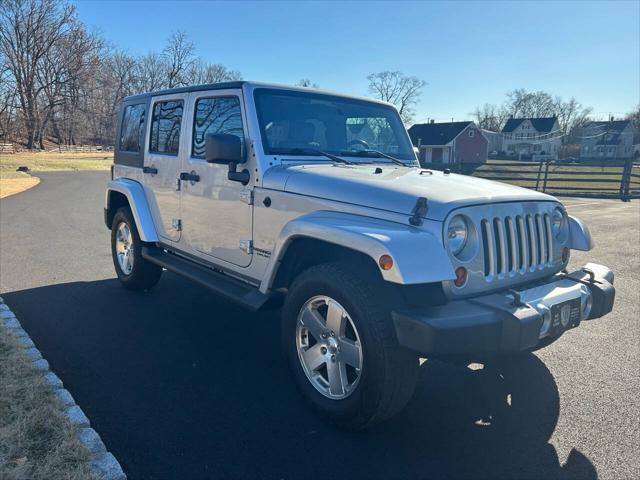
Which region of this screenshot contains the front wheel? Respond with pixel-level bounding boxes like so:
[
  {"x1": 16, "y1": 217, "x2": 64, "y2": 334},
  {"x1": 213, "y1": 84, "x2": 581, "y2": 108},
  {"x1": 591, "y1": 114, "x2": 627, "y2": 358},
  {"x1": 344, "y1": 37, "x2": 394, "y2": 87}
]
[
  {"x1": 282, "y1": 262, "x2": 419, "y2": 430},
  {"x1": 110, "y1": 207, "x2": 162, "y2": 290}
]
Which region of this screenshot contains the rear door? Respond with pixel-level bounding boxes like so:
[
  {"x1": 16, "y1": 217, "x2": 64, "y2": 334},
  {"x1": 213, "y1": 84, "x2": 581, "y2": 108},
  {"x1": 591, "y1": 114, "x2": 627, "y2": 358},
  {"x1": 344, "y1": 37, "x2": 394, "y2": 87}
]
[{"x1": 143, "y1": 93, "x2": 189, "y2": 242}]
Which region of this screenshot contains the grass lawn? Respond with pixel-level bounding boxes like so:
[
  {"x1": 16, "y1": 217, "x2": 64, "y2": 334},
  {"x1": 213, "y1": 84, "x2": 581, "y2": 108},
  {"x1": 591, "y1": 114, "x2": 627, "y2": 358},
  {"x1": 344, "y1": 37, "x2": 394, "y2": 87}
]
[
  {"x1": 0, "y1": 322, "x2": 96, "y2": 479},
  {"x1": 0, "y1": 152, "x2": 113, "y2": 198},
  {"x1": 0, "y1": 152, "x2": 113, "y2": 173},
  {"x1": 0, "y1": 172, "x2": 40, "y2": 199}
]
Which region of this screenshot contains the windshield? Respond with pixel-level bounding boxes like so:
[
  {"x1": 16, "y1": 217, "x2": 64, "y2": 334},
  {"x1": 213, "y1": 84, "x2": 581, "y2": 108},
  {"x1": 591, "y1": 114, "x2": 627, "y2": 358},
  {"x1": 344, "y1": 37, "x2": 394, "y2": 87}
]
[{"x1": 254, "y1": 88, "x2": 416, "y2": 162}]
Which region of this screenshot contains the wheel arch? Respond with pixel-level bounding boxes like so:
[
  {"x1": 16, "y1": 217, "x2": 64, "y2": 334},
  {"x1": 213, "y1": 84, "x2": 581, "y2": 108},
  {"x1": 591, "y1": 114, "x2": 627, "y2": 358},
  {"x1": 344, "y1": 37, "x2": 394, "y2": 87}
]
[
  {"x1": 271, "y1": 238, "x2": 381, "y2": 291},
  {"x1": 260, "y1": 211, "x2": 456, "y2": 293},
  {"x1": 105, "y1": 179, "x2": 159, "y2": 242}
]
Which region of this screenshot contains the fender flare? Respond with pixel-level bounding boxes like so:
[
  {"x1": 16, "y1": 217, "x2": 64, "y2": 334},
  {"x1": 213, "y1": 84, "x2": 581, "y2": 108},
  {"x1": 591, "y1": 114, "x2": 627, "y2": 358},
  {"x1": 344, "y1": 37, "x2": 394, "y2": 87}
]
[
  {"x1": 105, "y1": 179, "x2": 159, "y2": 242},
  {"x1": 260, "y1": 211, "x2": 455, "y2": 293},
  {"x1": 568, "y1": 215, "x2": 593, "y2": 251}
]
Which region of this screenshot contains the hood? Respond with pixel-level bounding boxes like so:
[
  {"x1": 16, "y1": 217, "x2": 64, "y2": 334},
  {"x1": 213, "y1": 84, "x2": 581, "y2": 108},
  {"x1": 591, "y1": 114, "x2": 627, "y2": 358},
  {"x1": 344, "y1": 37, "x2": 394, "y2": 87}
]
[{"x1": 262, "y1": 164, "x2": 556, "y2": 221}]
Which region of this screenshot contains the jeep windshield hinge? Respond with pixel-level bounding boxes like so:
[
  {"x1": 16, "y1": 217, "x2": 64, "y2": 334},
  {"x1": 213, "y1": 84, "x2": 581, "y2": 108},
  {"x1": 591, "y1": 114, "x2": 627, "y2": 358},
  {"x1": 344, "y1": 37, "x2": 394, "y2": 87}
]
[
  {"x1": 239, "y1": 239, "x2": 253, "y2": 254},
  {"x1": 240, "y1": 189, "x2": 254, "y2": 205}
]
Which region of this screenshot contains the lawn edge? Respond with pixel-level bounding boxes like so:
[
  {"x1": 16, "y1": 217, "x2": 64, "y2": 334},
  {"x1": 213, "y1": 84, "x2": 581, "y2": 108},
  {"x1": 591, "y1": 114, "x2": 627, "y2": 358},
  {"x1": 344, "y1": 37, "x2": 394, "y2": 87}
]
[
  {"x1": 0, "y1": 297, "x2": 127, "y2": 480},
  {"x1": 0, "y1": 174, "x2": 41, "y2": 199}
]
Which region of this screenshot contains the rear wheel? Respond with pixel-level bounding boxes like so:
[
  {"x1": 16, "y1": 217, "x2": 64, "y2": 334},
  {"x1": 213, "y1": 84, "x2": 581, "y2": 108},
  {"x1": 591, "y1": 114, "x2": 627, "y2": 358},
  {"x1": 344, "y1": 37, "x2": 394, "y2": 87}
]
[
  {"x1": 111, "y1": 207, "x2": 162, "y2": 290},
  {"x1": 282, "y1": 262, "x2": 419, "y2": 430}
]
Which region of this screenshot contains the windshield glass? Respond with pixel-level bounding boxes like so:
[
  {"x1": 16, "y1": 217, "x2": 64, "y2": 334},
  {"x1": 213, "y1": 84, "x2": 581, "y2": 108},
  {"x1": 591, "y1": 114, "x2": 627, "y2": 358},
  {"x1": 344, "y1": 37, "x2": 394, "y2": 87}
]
[{"x1": 254, "y1": 88, "x2": 416, "y2": 162}]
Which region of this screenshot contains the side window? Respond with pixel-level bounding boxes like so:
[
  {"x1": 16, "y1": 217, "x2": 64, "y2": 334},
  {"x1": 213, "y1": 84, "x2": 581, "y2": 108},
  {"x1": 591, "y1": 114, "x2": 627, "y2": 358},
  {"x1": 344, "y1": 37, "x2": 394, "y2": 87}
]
[
  {"x1": 149, "y1": 100, "x2": 184, "y2": 155},
  {"x1": 192, "y1": 96, "x2": 244, "y2": 158},
  {"x1": 119, "y1": 104, "x2": 145, "y2": 152}
]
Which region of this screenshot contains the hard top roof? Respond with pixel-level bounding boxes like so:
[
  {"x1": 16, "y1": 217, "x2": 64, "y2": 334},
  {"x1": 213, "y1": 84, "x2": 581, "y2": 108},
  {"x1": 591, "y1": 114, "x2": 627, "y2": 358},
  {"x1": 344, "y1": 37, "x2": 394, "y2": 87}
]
[{"x1": 121, "y1": 81, "x2": 393, "y2": 107}]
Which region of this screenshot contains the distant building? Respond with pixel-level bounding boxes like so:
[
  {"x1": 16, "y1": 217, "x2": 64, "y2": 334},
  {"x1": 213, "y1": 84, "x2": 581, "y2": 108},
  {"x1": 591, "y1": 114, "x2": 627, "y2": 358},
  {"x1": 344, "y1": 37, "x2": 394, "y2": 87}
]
[
  {"x1": 580, "y1": 120, "x2": 635, "y2": 160},
  {"x1": 482, "y1": 129, "x2": 502, "y2": 153},
  {"x1": 408, "y1": 121, "x2": 488, "y2": 165},
  {"x1": 501, "y1": 116, "x2": 561, "y2": 159}
]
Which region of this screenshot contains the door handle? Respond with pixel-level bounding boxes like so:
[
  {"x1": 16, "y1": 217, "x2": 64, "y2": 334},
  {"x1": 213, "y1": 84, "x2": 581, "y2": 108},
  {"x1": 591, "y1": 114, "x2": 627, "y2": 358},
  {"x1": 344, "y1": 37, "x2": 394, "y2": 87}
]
[
  {"x1": 142, "y1": 166, "x2": 158, "y2": 174},
  {"x1": 179, "y1": 171, "x2": 200, "y2": 183}
]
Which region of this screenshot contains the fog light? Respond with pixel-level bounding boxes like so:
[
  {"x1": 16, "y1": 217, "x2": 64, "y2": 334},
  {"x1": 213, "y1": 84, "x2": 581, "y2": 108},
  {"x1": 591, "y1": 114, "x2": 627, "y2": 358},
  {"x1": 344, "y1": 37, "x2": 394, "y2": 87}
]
[
  {"x1": 379, "y1": 254, "x2": 393, "y2": 271},
  {"x1": 454, "y1": 266, "x2": 467, "y2": 287},
  {"x1": 538, "y1": 304, "x2": 552, "y2": 337},
  {"x1": 580, "y1": 285, "x2": 593, "y2": 319},
  {"x1": 562, "y1": 247, "x2": 570, "y2": 264}
]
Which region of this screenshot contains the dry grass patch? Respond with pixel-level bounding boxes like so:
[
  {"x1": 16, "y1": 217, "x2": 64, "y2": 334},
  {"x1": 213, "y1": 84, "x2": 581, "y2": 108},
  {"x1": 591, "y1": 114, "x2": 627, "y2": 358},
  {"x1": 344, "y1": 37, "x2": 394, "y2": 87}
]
[
  {"x1": 0, "y1": 323, "x2": 97, "y2": 480},
  {"x1": 0, "y1": 172, "x2": 40, "y2": 199},
  {"x1": 0, "y1": 152, "x2": 113, "y2": 173}
]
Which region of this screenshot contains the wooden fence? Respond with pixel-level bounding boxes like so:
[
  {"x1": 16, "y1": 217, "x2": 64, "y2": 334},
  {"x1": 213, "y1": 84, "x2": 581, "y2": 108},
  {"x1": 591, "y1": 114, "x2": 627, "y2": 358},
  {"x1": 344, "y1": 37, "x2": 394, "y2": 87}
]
[
  {"x1": 0, "y1": 143, "x2": 15, "y2": 153},
  {"x1": 49, "y1": 144, "x2": 113, "y2": 152},
  {"x1": 420, "y1": 158, "x2": 639, "y2": 201}
]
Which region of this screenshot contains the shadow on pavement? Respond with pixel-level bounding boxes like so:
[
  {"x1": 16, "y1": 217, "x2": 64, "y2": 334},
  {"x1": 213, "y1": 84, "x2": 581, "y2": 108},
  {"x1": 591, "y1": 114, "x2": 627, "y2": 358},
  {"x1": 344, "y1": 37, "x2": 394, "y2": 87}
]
[{"x1": 3, "y1": 275, "x2": 597, "y2": 480}]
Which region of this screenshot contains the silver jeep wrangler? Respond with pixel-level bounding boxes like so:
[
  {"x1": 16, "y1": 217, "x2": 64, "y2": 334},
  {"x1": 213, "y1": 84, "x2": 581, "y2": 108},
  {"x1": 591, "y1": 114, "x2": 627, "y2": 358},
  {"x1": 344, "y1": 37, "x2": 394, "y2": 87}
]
[{"x1": 105, "y1": 82, "x2": 615, "y2": 429}]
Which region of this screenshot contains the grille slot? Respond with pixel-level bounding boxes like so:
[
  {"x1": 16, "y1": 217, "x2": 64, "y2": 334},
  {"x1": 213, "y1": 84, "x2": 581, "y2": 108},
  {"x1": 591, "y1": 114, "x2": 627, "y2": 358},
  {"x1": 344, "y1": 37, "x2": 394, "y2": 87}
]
[{"x1": 481, "y1": 209, "x2": 554, "y2": 282}]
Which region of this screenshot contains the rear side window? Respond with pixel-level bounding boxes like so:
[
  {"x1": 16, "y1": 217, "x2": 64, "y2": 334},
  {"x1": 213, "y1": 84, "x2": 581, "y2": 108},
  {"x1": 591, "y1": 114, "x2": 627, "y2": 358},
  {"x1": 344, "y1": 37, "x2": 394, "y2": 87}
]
[
  {"x1": 192, "y1": 96, "x2": 244, "y2": 158},
  {"x1": 149, "y1": 100, "x2": 184, "y2": 155},
  {"x1": 119, "y1": 104, "x2": 145, "y2": 152}
]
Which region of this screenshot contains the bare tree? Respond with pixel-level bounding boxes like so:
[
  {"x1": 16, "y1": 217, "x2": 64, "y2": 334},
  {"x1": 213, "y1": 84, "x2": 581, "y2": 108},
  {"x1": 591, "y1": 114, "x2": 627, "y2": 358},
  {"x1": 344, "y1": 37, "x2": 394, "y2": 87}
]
[
  {"x1": 503, "y1": 89, "x2": 556, "y2": 118},
  {"x1": 470, "y1": 103, "x2": 507, "y2": 131},
  {"x1": 185, "y1": 59, "x2": 241, "y2": 85},
  {"x1": 472, "y1": 88, "x2": 592, "y2": 143},
  {"x1": 554, "y1": 96, "x2": 592, "y2": 141},
  {"x1": 0, "y1": 53, "x2": 18, "y2": 140},
  {"x1": 0, "y1": 3, "x2": 243, "y2": 148},
  {"x1": 163, "y1": 30, "x2": 195, "y2": 88},
  {"x1": 296, "y1": 78, "x2": 319, "y2": 88},
  {"x1": 0, "y1": 0, "x2": 76, "y2": 148},
  {"x1": 367, "y1": 71, "x2": 426, "y2": 124},
  {"x1": 626, "y1": 105, "x2": 640, "y2": 144},
  {"x1": 132, "y1": 52, "x2": 168, "y2": 93}
]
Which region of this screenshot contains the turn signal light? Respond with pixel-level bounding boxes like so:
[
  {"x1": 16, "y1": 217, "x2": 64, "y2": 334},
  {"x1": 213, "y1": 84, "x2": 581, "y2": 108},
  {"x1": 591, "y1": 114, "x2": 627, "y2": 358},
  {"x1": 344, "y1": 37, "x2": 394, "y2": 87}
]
[
  {"x1": 562, "y1": 247, "x2": 570, "y2": 263},
  {"x1": 454, "y1": 266, "x2": 467, "y2": 287},
  {"x1": 379, "y1": 255, "x2": 393, "y2": 271}
]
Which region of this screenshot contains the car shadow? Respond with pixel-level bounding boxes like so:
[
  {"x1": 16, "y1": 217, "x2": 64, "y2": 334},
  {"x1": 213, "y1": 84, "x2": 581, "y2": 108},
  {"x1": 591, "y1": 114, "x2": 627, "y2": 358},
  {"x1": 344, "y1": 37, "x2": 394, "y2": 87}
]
[{"x1": 2, "y1": 275, "x2": 597, "y2": 480}]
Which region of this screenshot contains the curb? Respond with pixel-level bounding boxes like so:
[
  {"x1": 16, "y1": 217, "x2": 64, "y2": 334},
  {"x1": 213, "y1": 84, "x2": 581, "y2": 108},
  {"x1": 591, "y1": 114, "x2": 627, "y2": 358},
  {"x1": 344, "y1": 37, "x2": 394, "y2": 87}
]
[{"x1": 0, "y1": 297, "x2": 127, "y2": 480}]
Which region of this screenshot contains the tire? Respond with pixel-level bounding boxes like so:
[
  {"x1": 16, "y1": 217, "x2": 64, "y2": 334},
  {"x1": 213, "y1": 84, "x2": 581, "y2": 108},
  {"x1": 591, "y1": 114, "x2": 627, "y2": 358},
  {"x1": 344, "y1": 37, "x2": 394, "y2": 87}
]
[
  {"x1": 282, "y1": 262, "x2": 419, "y2": 430},
  {"x1": 110, "y1": 206, "x2": 162, "y2": 291}
]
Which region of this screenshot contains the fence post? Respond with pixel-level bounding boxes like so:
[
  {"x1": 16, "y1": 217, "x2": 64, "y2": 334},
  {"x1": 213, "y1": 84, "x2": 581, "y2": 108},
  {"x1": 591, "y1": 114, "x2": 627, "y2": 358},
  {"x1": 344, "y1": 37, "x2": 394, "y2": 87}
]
[
  {"x1": 535, "y1": 159, "x2": 544, "y2": 191},
  {"x1": 619, "y1": 158, "x2": 632, "y2": 202},
  {"x1": 542, "y1": 160, "x2": 550, "y2": 193}
]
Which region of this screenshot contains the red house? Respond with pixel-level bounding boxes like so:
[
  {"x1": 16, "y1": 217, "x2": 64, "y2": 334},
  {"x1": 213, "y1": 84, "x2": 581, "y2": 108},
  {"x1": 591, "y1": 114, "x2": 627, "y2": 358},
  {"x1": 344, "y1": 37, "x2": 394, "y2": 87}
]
[{"x1": 408, "y1": 121, "x2": 488, "y2": 165}]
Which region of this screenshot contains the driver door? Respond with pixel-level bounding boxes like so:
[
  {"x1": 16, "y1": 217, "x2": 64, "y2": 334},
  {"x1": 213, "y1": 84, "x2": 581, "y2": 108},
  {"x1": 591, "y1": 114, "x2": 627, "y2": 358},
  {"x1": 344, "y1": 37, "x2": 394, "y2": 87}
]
[{"x1": 180, "y1": 89, "x2": 253, "y2": 268}]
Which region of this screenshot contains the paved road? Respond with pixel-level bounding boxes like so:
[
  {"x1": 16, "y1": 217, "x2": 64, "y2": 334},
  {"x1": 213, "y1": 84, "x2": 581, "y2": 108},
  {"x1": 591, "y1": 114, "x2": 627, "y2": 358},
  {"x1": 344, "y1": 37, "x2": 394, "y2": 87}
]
[{"x1": 1, "y1": 172, "x2": 638, "y2": 480}]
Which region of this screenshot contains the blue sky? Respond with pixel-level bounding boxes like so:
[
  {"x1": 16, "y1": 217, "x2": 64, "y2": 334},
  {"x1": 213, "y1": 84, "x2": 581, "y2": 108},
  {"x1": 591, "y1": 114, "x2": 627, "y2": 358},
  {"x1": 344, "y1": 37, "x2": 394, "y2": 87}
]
[{"x1": 74, "y1": 0, "x2": 639, "y2": 123}]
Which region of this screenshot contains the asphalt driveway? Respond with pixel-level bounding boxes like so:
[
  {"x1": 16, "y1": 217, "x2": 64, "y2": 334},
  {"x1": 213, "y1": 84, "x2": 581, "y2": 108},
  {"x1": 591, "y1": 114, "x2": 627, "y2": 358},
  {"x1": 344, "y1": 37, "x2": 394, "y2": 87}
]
[{"x1": 0, "y1": 172, "x2": 638, "y2": 480}]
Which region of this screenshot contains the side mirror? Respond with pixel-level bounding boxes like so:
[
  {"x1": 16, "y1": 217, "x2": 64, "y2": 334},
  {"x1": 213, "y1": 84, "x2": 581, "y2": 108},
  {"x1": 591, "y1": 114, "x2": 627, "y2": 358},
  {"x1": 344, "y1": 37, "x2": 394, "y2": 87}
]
[{"x1": 205, "y1": 133, "x2": 242, "y2": 164}]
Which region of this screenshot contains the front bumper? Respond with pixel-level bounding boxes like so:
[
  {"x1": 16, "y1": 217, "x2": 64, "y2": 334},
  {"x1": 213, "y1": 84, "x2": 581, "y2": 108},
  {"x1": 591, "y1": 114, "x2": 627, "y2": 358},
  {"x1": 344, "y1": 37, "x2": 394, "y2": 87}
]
[{"x1": 392, "y1": 263, "x2": 615, "y2": 359}]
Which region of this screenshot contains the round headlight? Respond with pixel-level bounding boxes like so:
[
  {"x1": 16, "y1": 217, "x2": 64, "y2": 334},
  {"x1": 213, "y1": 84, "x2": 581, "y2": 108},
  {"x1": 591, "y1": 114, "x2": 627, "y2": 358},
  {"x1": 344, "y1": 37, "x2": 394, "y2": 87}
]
[
  {"x1": 447, "y1": 215, "x2": 468, "y2": 256},
  {"x1": 552, "y1": 207, "x2": 568, "y2": 241}
]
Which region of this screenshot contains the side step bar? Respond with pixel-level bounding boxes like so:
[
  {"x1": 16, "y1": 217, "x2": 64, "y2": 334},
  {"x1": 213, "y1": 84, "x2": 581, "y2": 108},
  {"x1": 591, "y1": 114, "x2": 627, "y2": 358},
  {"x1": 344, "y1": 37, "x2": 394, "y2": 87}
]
[{"x1": 141, "y1": 247, "x2": 270, "y2": 311}]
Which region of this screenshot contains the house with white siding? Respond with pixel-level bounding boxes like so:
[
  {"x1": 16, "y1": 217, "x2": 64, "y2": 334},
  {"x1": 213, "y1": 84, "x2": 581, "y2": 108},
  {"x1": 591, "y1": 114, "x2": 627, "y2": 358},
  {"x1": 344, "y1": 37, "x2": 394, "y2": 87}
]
[
  {"x1": 501, "y1": 116, "x2": 562, "y2": 159},
  {"x1": 580, "y1": 120, "x2": 635, "y2": 160}
]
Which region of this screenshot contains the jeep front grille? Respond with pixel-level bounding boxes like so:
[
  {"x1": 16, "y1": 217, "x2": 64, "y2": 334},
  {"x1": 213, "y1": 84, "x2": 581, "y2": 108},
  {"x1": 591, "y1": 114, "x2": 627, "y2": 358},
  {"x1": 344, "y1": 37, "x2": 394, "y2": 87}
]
[
  {"x1": 480, "y1": 213, "x2": 553, "y2": 280},
  {"x1": 442, "y1": 201, "x2": 564, "y2": 299}
]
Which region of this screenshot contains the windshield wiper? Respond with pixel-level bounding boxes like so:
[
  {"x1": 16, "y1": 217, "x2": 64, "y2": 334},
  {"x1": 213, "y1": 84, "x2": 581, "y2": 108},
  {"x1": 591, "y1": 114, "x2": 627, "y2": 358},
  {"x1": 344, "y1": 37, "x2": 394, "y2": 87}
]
[
  {"x1": 341, "y1": 149, "x2": 408, "y2": 166},
  {"x1": 277, "y1": 147, "x2": 354, "y2": 165}
]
